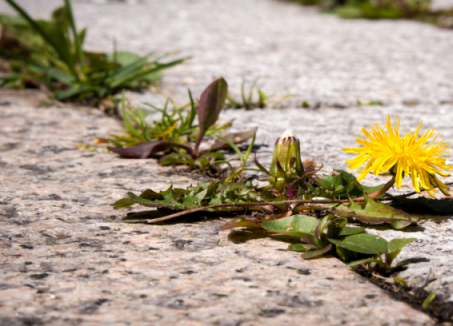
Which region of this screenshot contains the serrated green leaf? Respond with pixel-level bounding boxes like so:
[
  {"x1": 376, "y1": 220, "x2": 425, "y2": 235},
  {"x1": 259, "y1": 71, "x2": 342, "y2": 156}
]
[
  {"x1": 112, "y1": 181, "x2": 262, "y2": 213},
  {"x1": 328, "y1": 194, "x2": 418, "y2": 229},
  {"x1": 315, "y1": 170, "x2": 385, "y2": 198},
  {"x1": 261, "y1": 215, "x2": 320, "y2": 238},
  {"x1": 140, "y1": 189, "x2": 164, "y2": 201},
  {"x1": 112, "y1": 196, "x2": 137, "y2": 209},
  {"x1": 328, "y1": 234, "x2": 389, "y2": 255}
]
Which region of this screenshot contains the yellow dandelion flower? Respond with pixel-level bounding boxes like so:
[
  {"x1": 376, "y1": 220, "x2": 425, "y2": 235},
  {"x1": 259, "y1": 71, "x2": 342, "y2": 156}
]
[{"x1": 343, "y1": 115, "x2": 452, "y2": 198}]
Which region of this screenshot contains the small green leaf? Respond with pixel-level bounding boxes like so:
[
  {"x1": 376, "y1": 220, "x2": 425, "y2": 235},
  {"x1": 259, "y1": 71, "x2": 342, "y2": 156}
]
[
  {"x1": 112, "y1": 197, "x2": 137, "y2": 209},
  {"x1": 385, "y1": 238, "x2": 416, "y2": 266},
  {"x1": 314, "y1": 214, "x2": 336, "y2": 248},
  {"x1": 328, "y1": 234, "x2": 389, "y2": 255},
  {"x1": 288, "y1": 243, "x2": 317, "y2": 252},
  {"x1": 422, "y1": 293, "x2": 436, "y2": 309},
  {"x1": 388, "y1": 238, "x2": 417, "y2": 253},
  {"x1": 347, "y1": 258, "x2": 387, "y2": 269},
  {"x1": 327, "y1": 217, "x2": 347, "y2": 238},
  {"x1": 261, "y1": 215, "x2": 320, "y2": 238},
  {"x1": 160, "y1": 153, "x2": 194, "y2": 166},
  {"x1": 301, "y1": 243, "x2": 333, "y2": 259},
  {"x1": 393, "y1": 277, "x2": 408, "y2": 289},
  {"x1": 301, "y1": 101, "x2": 310, "y2": 108}
]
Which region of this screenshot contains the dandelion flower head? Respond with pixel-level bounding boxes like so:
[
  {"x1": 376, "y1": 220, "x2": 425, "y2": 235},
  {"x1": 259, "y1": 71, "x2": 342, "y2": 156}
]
[{"x1": 343, "y1": 115, "x2": 452, "y2": 197}]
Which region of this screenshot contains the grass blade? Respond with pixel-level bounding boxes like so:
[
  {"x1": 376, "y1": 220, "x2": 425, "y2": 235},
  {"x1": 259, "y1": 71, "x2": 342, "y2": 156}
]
[
  {"x1": 187, "y1": 89, "x2": 197, "y2": 128},
  {"x1": 64, "y1": 0, "x2": 85, "y2": 71},
  {"x1": 5, "y1": 0, "x2": 77, "y2": 77},
  {"x1": 55, "y1": 85, "x2": 89, "y2": 100},
  {"x1": 216, "y1": 135, "x2": 243, "y2": 161},
  {"x1": 242, "y1": 131, "x2": 256, "y2": 164},
  {"x1": 120, "y1": 92, "x2": 142, "y2": 138},
  {"x1": 247, "y1": 78, "x2": 259, "y2": 104}
]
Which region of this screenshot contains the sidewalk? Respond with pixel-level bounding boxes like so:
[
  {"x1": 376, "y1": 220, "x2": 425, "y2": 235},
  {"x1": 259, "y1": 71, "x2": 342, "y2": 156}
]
[{"x1": 1, "y1": 0, "x2": 453, "y2": 324}]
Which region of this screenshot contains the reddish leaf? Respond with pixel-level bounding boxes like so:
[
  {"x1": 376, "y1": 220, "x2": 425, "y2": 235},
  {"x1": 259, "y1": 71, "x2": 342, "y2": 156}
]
[
  {"x1": 108, "y1": 141, "x2": 193, "y2": 159},
  {"x1": 194, "y1": 78, "x2": 228, "y2": 153}
]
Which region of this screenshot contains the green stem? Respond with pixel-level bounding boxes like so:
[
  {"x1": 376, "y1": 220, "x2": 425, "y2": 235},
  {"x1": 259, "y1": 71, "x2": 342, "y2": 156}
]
[{"x1": 142, "y1": 197, "x2": 391, "y2": 224}]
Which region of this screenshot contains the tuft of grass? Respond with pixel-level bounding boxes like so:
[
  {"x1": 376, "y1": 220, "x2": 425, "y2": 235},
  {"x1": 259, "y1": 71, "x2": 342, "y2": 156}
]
[
  {"x1": 225, "y1": 78, "x2": 292, "y2": 110},
  {"x1": 0, "y1": 0, "x2": 188, "y2": 110},
  {"x1": 103, "y1": 91, "x2": 232, "y2": 148},
  {"x1": 101, "y1": 79, "x2": 257, "y2": 171},
  {"x1": 225, "y1": 78, "x2": 268, "y2": 110},
  {"x1": 289, "y1": 0, "x2": 453, "y2": 28}
]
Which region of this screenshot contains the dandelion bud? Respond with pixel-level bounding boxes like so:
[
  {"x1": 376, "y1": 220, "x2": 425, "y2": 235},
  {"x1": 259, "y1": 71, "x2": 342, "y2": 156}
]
[{"x1": 269, "y1": 130, "x2": 304, "y2": 191}]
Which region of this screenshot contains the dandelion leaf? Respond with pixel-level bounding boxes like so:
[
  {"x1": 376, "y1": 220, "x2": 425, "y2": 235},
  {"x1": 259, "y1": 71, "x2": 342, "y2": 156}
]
[
  {"x1": 301, "y1": 243, "x2": 333, "y2": 259},
  {"x1": 112, "y1": 181, "x2": 260, "y2": 213},
  {"x1": 328, "y1": 234, "x2": 389, "y2": 255},
  {"x1": 315, "y1": 170, "x2": 385, "y2": 198},
  {"x1": 108, "y1": 140, "x2": 192, "y2": 159},
  {"x1": 329, "y1": 194, "x2": 418, "y2": 229},
  {"x1": 339, "y1": 226, "x2": 366, "y2": 236},
  {"x1": 261, "y1": 215, "x2": 320, "y2": 238}
]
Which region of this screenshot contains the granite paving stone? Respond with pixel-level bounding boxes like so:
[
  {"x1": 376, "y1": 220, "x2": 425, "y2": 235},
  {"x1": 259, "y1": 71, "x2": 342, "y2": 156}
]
[
  {"x1": 0, "y1": 92, "x2": 437, "y2": 326},
  {"x1": 2, "y1": 0, "x2": 453, "y2": 324}
]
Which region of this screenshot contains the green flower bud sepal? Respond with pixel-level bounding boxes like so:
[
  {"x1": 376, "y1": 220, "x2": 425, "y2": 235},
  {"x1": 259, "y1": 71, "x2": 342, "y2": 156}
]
[{"x1": 254, "y1": 130, "x2": 304, "y2": 193}]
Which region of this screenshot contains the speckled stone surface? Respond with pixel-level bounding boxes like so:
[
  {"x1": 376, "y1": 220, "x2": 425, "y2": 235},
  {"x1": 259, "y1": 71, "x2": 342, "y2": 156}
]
[
  {"x1": 1, "y1": 0, "x2": 453, "y2": 109},
  {"x1": 0, "y1": 91, "x2": 436, "y2": 325},
  {"x1": 226, "y1": 104, "x2": 453, "y2": 306},
  {"x1": 2, "y1": 0, "x2": 453, "y2": 324}
]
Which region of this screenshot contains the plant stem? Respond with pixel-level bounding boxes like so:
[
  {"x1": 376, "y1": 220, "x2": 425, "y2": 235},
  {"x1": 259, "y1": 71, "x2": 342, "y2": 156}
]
[
  {"x1": 143, "y1": 197, "x2": 390, "y2": 224},
  {"x1": 356, "y1": 176, "x2": 396, "y2": 200}
]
